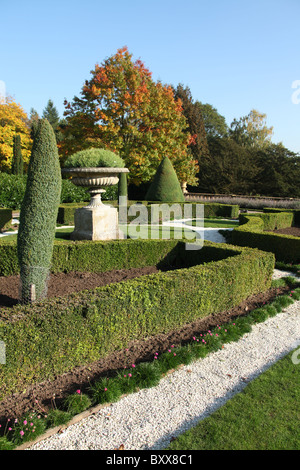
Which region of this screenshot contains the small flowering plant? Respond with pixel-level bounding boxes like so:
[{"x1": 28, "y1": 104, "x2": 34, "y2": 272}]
[
  {"x1": 63, "y1": 389, "x2": 92, "y2": 416},
  {"x1": 12, "y1": 411, "x2": 47, "y2": 445}
]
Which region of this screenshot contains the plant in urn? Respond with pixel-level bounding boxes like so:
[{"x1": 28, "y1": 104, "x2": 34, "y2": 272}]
[{"x1": 62, "y1": 148, "x2": 129, "y2": 240}]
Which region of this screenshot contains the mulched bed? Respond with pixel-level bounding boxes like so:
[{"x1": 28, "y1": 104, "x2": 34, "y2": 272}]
[
  {"x1": 267, "y1": 226, "x2": 300, "y2": 237},
  {"x1": 0, "y1": 266, "x2": 292, "y2": 428}
]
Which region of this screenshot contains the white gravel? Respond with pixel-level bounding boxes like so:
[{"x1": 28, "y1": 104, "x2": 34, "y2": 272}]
[{"x1": 28, "y1": 268, "x2": 300, "y2": 451}]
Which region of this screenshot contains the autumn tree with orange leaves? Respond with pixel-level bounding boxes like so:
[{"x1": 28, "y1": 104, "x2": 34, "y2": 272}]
[{"x1": 61, "y1": 47, "x2": 198, "y2": 186}]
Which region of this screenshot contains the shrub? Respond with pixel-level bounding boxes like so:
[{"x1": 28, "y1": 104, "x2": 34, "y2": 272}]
[
  {"x1": 17, "y1": 119, "x2": 62, "y2": 302},
  {"x1": 239, "y1": 212, "x2": 294, "y2": 231},
  {"x1": 63, "y1": 148, "x2": 125, "y2": 169},
  {"x1": 231, "y1": 215, "x2": 300, "y2": 263},
  {"x1": 145, "y1": 156, "x2": 185, "y2": 202},
  {"x1": 0, "y1": 173, "x2": 27, "y2": 209},
  {"x1": 0, "y1": 208, "x2": 13, "y2": 231},
  {"x1": 63, "y1": 391, "x2": 92, "y2": 415}
]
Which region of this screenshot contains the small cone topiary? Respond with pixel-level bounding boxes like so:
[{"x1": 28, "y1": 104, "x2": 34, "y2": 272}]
[
  {"x1": 17, "y1": 119, "x2": 62, "y2": 303},
  {"x1": 145, "y1": 156, "x2": 185, "y2": 202}
]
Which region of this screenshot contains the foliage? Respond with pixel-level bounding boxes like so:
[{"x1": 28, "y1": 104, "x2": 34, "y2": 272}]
[
  {"x1": 167, "y1": 349, "x2": 300, "y2": 450},
  {"x1": 0, "y1": 96, "x2": 32, "y2": 172},
  {"x1": 254, "y1": 143, "x2": 300, "y2": 198},
  {"x1": 11, "y1": 134, "x2": 24, "y2": 175},
  {"x1": 0, "y1": 208, "x2": 12, "y2": 230},
  {"x1": 63, "y1": 391, "x2": 92, "y2": 415},
  {"x1": 0, "y1": 241, "x2": 274, "y2": 401},
  {"x1": 17, "y1": 119, "x2": 62, "y2": 302},
  {"x1": 197, "y1": 137, "x2": 259, "y2": 194},
  {"x1": 64, "y1": 147, "x2": 125, "y2": 168},
  {"x1": 118, "y1": 171, "x2": 128, "y2": 198},
  {"x1": 231, "y1": 214, "x2": 300, "y2": 263},
  {"x1": 42, "y1": 99, "x2": 64, "y2": 143},
  {"x1": 53, "y1": 200, "x2": 239, "y2": 231},
  {"x1": 0, "y1": 173, "x2": 27, "y2": 209},
  {"x1": 173, "y1": 84, "x2": 210, "y2": 164},
  {"x1": 196, "y1": 102, "x2": 229, "y2": 138},
  {"x1": 61, "y1": 46, "x2": 197, "y2": 185},
  {"x1": 229, "y1": 109, "x2": 274, "y2": 148},
  {"x1": 145, "y1": 156, "x2": 185, "y2": 202},
  {"x1": 194, "y1": 136, "x2": 300, "y2": 198},
  {"x1": 1, "y1": 279, "x2": 298, "y2": 449}
]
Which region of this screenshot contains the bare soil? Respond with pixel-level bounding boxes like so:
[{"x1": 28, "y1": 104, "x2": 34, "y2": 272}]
[
  {"x1": 0, "y1": 266, "x2": 291, "y2": 428},
  {"x1": 268, "y1": 226, "x2": 300, "y2": 237}
]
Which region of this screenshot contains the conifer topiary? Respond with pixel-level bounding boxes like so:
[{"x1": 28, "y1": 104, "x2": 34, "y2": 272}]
[
  {"x1": 17, "y1": 119, "x2": 62, "y2": 302},
  {"x1": 118, "y1": 171, "x2": 128, "y2": 199},
  {"x1": 11, "y1": 134, "x2": 23, "y2": 176},
  {"x1": 145, "y1": 156, "x2": 185, "y2": 202}
]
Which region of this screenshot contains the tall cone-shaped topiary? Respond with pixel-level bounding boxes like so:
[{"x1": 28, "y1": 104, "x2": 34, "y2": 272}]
[
  {"x1": 145, "y1": 156, "x2": 185, "y2": 202},
  {"x1": 118, "y1": 171, "x2": 128, "y2": 199},
  {"x1": 17, "y1": 119, "x2": 62, "y2": 303},
  {"x1": 12, "y1": 134, "x2": 23, "y2": 176}
]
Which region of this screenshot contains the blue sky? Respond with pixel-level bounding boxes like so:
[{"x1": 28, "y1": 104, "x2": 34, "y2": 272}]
[{"x1": 1, "y1": 0, "x2": 300, "y2": 153}]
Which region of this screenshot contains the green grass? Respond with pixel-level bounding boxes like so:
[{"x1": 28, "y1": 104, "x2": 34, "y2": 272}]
[
  {"x1": 0, "y1": 218, "x2": 238, "y2": 244},
  {"x1": 166, "y1": 349, "x2": 300, "y2": 450},
  {"x1": 185, "y1": 218, "x2": 240, "y2": 228}
]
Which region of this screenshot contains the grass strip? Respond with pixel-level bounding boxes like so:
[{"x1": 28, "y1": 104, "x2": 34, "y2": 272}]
[{"x1": 166, "y1": 348, "x2": 300, "y2": 450}]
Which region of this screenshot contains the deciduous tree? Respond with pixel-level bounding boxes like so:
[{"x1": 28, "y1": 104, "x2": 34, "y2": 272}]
[
  {"x1": 0, "y1": 96, "x2": 32, "y2": 171},
  {"x1": 229, "y1": 109, "x2": 274, "y2": 148},
  {"x1": 61, "y1": 47, "x2": 198, "y2": 186}
]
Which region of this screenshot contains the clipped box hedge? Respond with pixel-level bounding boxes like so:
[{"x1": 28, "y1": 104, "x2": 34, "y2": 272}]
[
  {"x1": 57, "y1": 200, "x2": 239, "y2": 226},
  {"x1": 0, "y1": 208, "x2": 13, "y2": 231},
  {"x1": 0, "y1": 240, "x2": 274, "y2": 401},
  {"x1": 231, "y1": 213, "x2": 300, "y2": 263},
  {"x1": 263, "y1": 207, "x2": 300, "y2": 226},
  {"x1": 239, "y1": 211, "x2": 294, "y2": 231}
]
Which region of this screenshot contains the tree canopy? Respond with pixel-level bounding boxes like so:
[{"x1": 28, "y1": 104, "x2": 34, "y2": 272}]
[
  {"x1": 61, "y1": 47, "x2": 198, "y2": 186},
  {"x1": 229, "y1": 109, "x2": 274, "y2": 148},
  {"x1": 0, "y1": 96, "x2": 32, "y2": 172}
]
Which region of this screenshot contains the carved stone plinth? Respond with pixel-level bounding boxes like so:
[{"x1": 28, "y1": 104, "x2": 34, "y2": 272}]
[{"x1": 61, "y1": 167, "x2": 129, "y2": 241}]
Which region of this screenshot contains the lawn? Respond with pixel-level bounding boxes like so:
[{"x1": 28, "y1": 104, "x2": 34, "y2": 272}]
[
  {"x1": 166, "y1": 348, "x2": 300, "y2": 450},
  {"x1": 0, "y1": 218, "x2": 237, "y2": 243},
  {"x1": 184, "y1": 218, "x2": 239, "y2": 228}
]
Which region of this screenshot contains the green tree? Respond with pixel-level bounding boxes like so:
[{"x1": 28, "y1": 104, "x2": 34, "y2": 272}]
[
  {"x1": 61, "y1": 47, "x2": 198, "y2": 186},
  {"x1": 229, "y1": 109, "x2": 274, "y2": 148},
  {"x1": 195, "y1": 102, "x2": 229, "y2": 138},
  {"x1": 17, "y1": 119, "x2": 62, "y2": 303},
  {"x1": 42, "y1": 99, "x2": 64, "y2": 143},
  {"x1": 197, "y1": 137, "x2": 258, "y2": 194},
  {"x1": 173, "y1": 84, "x2": 210, "y2": 163},
  {"x1": 254, "y1": 143, "x2": 300, "y2": 197}
]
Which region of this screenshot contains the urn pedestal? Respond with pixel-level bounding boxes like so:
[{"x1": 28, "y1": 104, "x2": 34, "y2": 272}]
[{"x1": 61, "y1": 167, "x2": 129, "y2": 241}]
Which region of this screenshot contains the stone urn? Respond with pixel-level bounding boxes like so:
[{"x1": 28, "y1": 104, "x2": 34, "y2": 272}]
[{"x1": 62, "y1": 167, "x2": 129, "y2": 240}]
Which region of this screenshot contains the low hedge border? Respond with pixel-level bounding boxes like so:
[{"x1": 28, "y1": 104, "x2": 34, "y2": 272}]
[
  {"x1": 0, "y1": 240, "x2": 274, "y2": 402},
  {"x1": 0, "y1": 231, "x2": 242, "y2": 277},
  {"x1": 57, "y1": 201, "x2": 239, "y2": 226},
  {"x1": 231, "y1": 213, "x2": 300, "y2": 263},
  {"x1": 2, "y1": 275, "x2": 299, "y2": 450},
  {"x1": 239, "y1": 211, "x2": 294, "y2": 231},
  {"x1": 263, "y1": 207, "x2": 300, "y2": 226}
]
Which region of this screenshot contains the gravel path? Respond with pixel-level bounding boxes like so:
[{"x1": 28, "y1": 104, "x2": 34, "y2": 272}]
[{"x1": 27, "y1": 268, "x2": 300, "y2": 451}]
